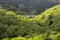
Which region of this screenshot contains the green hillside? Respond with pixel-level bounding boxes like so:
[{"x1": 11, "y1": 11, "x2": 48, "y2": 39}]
[
  {"x1": 0, "y1": 0, "x2": 57, "y2": 15},
  {"x1": 35, "y1": 5, "x2": 60, "y2": 27},
  {"x1": 0, "y1": 5, "x2": 60, "y2": 40}
]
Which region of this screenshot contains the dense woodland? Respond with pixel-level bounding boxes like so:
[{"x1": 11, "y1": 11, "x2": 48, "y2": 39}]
[
  {"x1": 0, "y1": 0, "x2": 60, "y2": 40},
  {"x1": 0, "y1": 0, "x2": 58, "y2": 15},
  {"x1": 0, "y1": 4, "x2": 60, "y2": 40}
]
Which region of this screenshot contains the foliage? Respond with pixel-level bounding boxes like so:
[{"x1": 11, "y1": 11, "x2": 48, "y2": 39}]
[
  {"x1": 0, "y1": 0, "x2": 57, "y2": 15},
  {"x1": 0, "y1": 5, "x2": 60, "y2": 40}
]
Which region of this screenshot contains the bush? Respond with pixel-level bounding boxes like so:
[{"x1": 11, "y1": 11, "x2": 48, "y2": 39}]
[{"x1": 54, "y1": 33, "x2": 60, "y2": 40}]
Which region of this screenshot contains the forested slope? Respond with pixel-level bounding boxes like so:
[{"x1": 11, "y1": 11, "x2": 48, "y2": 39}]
[
  {"x1": 0, "y1": 5, "x2": 60, "y2": 40},
  {"x1": 0, "y1": 0, "x2": 57, "y2": 15}
]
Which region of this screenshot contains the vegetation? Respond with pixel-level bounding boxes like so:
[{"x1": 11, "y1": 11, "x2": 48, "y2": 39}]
[
  {"x1": 0, "y1": 5, "x2": 60, "y2": 40},
  {"x1": 0, "y1": 0, "x2": 57, "y2": 15}
]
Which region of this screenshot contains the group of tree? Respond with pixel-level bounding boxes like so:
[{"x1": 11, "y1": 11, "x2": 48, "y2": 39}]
[
  {"x1": 0, "y1": 0, "x2": 58, "y2": 15},
  {"x1": 0, "y1": 5, "x2": 60, "y2": 40}
]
